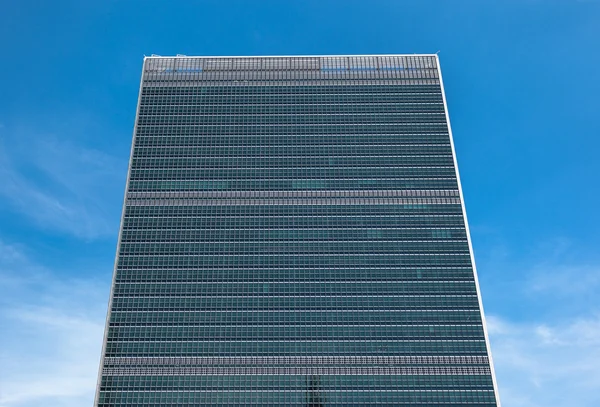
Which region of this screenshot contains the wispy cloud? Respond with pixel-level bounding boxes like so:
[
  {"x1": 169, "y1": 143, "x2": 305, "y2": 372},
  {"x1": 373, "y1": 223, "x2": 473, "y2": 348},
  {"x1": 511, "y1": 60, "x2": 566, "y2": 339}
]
[
  {"x1": 0, "y1": 123, "x2": 126, "y2": 239},
  {"x1": 473, "y1": 234, "x2": 600, "y2": 405},
  {"x1": 0, "y1": 241, "x2": 109, "y2": 407},
  {"x1": 488, "y1": 314, "x2": 600, "y2": 407},
  {"x1": 527, "y1": 264, "x2": 600, "y2": 297}
]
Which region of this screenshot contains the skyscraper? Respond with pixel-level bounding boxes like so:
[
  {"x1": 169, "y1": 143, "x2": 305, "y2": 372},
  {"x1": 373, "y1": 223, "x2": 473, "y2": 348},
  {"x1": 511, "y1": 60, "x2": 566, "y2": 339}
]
[{"x1": 95, "y1": 55, "x2": 501, "y2": 406}]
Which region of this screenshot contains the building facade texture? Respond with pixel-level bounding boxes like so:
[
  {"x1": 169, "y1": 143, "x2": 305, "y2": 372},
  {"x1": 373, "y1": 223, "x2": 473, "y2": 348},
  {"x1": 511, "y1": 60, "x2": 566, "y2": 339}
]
[{"x1": 95, "y1": 55, "x2": 500, "y2": 406}]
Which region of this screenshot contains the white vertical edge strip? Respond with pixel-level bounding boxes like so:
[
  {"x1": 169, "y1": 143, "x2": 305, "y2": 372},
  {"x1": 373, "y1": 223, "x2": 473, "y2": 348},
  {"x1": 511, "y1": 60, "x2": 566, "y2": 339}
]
[
  {"x1": 92, "y1": 57, "x2": 147, "y2": 406},
  {"x1": 436, "y1": 54, "x2": 502, "y2": 406}
]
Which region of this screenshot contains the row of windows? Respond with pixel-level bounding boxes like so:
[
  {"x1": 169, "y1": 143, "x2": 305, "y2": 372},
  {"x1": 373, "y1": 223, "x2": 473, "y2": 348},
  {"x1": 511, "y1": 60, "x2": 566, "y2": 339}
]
[
  {"x1": 142, "y1": 78, "x2": 440, "y2": 89},
  {"x1": 121, "y1": 236, "x2": 466, "y2": 245},
  {"x1": 130, "y1": 198, "x2": 457, "y2": 208},
  {"x1": 103, "y1": 339, "x2": 489, "y2": 357},
  {"x1": 120, "y1": 228, "x2": 464, "y2": 242},
  {"x1": 118, "y1": 235, "x2": 467, "y2": 253},
  {"x1": 133, "y1": 143, "x2": 452, "y2": 152},
  {"x1": 137, "y1": 110, "x2": 445, "y2": 121},
  {"x1": 110, "y1": 295, "x2": 480, "y2": 311},
  {"x1": 127, "y1": 198, "x2": 460, "y2": 206},
  {"x1": 127, "y1": 179, "x2": 459, "y2": 192},
  {"x1": 134, "y1": 136, "x2": 452, "y2": 147},
  {"x1": 132, "y1": 146, "x2": 453, "y2": 158},
  {"x1": 142, "y1": 82, "x2": 441, "y2": 91},
  {"x1": 123, "y1": 219, "x2": 464, "y2": 230},
  {"x1": 138, "y1": 104, "x2": 445, "y2": 115},
  {"x1": 112, "y1": 278, "x2": 475, "y2": 288},
  {"x1": 140, "y1": 89, "x2": 442, "y2": 97},
  {"x1": 122, "y1": 221, "x2": 465, "y2": 232},
  {"x1": 140, "y1": 87, "x2": 440, "y2": 94},
  {"x1": 144, "y1": 71, "x2": 437, "y2": 81},
  {"x1": 102, "y1": 355, "x2": 489, "y2": 366},
  {"x1": 107, "y1": 324, "x2": 485, "y2": 341},
  {"x1": 117, "y1": 254, "x2": 474, "y2": 268},
  {"x1": 129, "y1": 168, "x2": 456, "y2": 181},
  {"x1": 111, "y1": 281, "x2": 477, "y2": 296},
  {"x1": 99, "y1": 389, "x2": 494, "y2": 405},
  {"x1": 144, "y1": 75, "x2": 439, "y2": 86},
  {"x1": 138, "y1": 107, "x2": 445, "y2": 115},
  {"x1": 109, "y1": 310, "x2": 482, "y2": 325},
  {"x1": 118, "y1": 262, "x2": 471, "y2": 273},
  {"x1": 119, "y1": 227, "x2": 461, "y2": 238},
  {"x1": 126, "y1": 197, "x2": 460, "y2": 207},
  {"x1": 124, "y1": 205, "x2": 464, "y2": 216},
  {"x1": 137, "y1": 115, "x2": 447, "y2": 126},
  {"x1": 146, "y1": 63, "x2": 437, "y2": 74},
  {"x1": 114, "y1": 267, "x2": 475, "y2": 283},
  {"x1": 135, "y1": 166, "x2": 454, "y2": 180},
  {"x1": 101, "y1": 374, "x2": 493, "y2": 391},
  {"x1": 141, "y1": 84, "x2": 442, "y2": 94},
  {"x1": 125, "y1": 198, "x2": 460, "y2": 208},
  {"x1": 135, "y1": 123, "x2": 449, "y2": 134},
  {"x1": 132, "y1": 151, "x2": 453, "y2": 162},
  {"x1": 113, "y1": 278, "x2": 475, "y2": 286},
  {"x1": 131, "y1": 158, "x2": 456, "y2": 171},
  {"x1": 139, "y1": 95, "x2": 444, "y2": 106},
  {"x1": 135, "y1": 126, "x2": 449, "y2": 137},
  {"x1": 131, "y1": 163, "x2": 455, "y2": 173},
  {"x1": 128, "y1": 172, "x2": 455, "y2": 181},
  {"x1": 129, "y1": 170, "x2": 457, "y2": 181},
  {"x1": 118, "y1": 241, "x2": 470, "y2": 255},
  {"x1": 138, "y1": 112, "x2": 446, "y2": 126}
]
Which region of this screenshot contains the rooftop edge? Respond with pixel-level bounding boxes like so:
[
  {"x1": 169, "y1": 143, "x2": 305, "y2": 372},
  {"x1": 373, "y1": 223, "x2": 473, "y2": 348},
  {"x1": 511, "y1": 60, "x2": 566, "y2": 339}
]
[{"x1": 144, "y1": 54, "x2": 439, "y2": 59}]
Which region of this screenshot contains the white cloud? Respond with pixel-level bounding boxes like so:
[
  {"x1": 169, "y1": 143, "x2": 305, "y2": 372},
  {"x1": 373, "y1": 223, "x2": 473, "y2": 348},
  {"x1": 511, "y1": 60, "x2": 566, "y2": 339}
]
[
  {"x1": 0, "y1": 241, "x2": 109, "y2": 407},
  {"x1": 474, "y1": 236, "x2": 600, "y2": 405},
  {"x1": 488, "y1": 314, "x2": 600, "y2": 407},
  {"x1": 0, "y1": 126, "x2": 126, "y2": 239}
]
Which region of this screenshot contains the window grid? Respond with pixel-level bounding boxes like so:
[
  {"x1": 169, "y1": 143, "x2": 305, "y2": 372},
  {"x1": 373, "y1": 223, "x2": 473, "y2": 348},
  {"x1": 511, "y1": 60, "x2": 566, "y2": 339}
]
[{"x1": 95, "y1": 55, "x2": 498, "y2": 406}]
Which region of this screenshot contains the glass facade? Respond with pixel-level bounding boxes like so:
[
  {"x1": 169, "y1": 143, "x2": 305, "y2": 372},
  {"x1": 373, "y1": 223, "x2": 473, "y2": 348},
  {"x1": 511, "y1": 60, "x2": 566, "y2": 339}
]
[{"x1": 95, "y1": 55, "x2": 500, "y2": 406}]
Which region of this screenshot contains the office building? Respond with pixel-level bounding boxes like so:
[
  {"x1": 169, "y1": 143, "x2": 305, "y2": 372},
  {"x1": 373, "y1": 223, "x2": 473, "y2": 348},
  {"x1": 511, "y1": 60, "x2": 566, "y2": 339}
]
[{"x1": 95, "y1": 55, "x2": 501, "y2": 406}]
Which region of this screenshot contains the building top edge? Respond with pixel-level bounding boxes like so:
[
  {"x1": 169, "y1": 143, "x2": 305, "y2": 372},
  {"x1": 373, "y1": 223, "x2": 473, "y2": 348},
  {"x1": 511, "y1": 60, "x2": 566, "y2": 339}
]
[{"x1": 144, "y1": 54, "x2": 439, "y2": 59}]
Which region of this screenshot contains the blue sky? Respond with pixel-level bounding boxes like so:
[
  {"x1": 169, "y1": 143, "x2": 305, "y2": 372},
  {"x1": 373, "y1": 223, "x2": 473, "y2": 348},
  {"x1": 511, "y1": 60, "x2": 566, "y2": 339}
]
[{"x1": 0, "y1": 1, "x2": 599, "y2": 406}]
